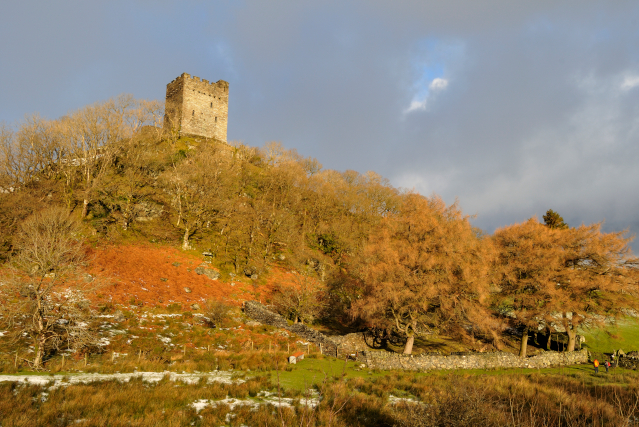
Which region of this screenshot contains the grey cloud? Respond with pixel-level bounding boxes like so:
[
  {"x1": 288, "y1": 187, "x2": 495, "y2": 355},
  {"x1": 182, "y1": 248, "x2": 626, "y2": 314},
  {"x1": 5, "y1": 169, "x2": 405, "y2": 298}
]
[{"x1": 2, "y1": 1, "x2": 639, "y2": 250}]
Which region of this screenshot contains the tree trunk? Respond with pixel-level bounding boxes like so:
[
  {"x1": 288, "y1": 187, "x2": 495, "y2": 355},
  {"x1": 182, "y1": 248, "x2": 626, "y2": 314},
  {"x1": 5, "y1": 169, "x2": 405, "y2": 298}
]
[
  {"x1": 546, "y1": 332, "x2": 552, "y2": 351},
  {"x1": 182, "y1": 227, "x2": 191, "y2": 250},
  {"x1": 403, "y1": 320, "x2": 417, "y2": 355},
  {"x1": 403, "y1": 335, "x2": 415, "y2": 355},
  {"x1": 33, "y1": 336, "x2": 46, "y2": 368},
  {"x1": 566, "y1": 328, "x2": 577, "y2": 352},
  {"x1": 519, "y1": 326, "x2": 529, "y2": 358},
  {"x1": 81, "y1": 199, "x2": 89, "y2": 218}
]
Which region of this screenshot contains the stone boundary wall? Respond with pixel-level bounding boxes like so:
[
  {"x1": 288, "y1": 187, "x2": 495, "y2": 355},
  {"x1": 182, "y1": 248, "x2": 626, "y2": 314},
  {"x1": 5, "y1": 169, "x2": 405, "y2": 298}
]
[
  {"x1": 243, "y1": 301, "x2": 588, "y2": 371},
  {"x1": 357, "y1": 348, "x2": 589, "y2": 371},
  {"x1": 242, "y1": 301, "x2": 340, "y2": 357}
]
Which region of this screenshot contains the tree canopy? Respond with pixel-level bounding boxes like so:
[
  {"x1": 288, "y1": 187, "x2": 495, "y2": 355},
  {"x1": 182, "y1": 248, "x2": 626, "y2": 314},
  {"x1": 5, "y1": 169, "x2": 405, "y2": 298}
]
[
  {"x1": 351, "y1": 194, "x2": 493, "y2": 354},
  {"x1": 543, "y1": 209, "x2": 568, "y2": 230},
  {"x1": 492, "y1": 218, "x2": 639, "y2": 356}
]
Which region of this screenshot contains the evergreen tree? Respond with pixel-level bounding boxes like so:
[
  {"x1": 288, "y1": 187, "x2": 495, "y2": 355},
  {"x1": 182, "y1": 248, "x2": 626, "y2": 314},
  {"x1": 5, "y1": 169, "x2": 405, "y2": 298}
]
[{"x1": 543, "y1": 209, "x2": 568, "y2": 229}]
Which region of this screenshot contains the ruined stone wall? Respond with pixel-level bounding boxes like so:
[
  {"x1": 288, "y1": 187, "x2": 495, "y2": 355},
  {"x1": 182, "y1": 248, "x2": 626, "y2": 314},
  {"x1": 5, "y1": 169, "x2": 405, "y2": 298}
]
[
  {"x1": 163, "y1": 73, "x2": 229, "y2": 141},
  {"x1": 243, "y1": 301, "x2": 340, "y2": 357},
  {"x1": 357, "y1": 349, "x2": 589, "y2": 371}
]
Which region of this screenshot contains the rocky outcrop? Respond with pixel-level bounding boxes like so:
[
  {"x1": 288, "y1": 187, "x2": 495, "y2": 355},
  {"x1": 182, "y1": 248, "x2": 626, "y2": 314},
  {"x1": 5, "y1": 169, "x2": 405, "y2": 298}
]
[
  {"x1": 615, "y1": 350, "x2": 639, "y2": 370},
  {"x1": 195, "y1": 265, "x2": 221, "y2": 280}
]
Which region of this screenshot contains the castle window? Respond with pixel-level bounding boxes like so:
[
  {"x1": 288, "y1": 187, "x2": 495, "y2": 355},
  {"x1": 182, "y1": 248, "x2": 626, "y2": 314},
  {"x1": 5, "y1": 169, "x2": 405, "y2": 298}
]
[
  {"x1": 192, "y1": 110, "x2": 195, "y2": 116},
  {"x1": 210, "y1": 102, "x2": 212, "y2": 107},
  {"x1": 215, "y1": 117, "x2": 218, "y2": 123}
]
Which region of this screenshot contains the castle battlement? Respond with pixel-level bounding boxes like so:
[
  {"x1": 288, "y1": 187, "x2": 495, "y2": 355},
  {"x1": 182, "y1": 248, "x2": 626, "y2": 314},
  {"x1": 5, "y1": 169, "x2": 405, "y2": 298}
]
[
  {"x1": 163, "y1": 73, "x2": 229, "y2": 141},
  {"x1": 167, "y1": 73, "x2": 229, "y2": 90}
]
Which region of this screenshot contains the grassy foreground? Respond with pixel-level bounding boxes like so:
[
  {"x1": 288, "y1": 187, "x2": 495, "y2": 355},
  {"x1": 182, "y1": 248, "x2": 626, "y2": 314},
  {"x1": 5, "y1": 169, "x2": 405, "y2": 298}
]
[
  {"x1": 1, "y1": 296, "x2": 639, "y2": 426},
  {"x1": 2, "y1": 356, "x2": 639, "y2": 427}
]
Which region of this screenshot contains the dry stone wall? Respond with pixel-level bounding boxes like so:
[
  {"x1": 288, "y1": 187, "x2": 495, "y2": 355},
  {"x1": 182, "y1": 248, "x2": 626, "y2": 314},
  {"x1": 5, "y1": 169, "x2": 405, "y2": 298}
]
[
  {"x1": 243, "y1": 301, "x2": 589, "y2": 371},
  {"x1": 357, "y1": 349, "x2": 588, "y2": 371},
  {"x1": 242, "y1": 301, "x2": 339, "y2": 357}
]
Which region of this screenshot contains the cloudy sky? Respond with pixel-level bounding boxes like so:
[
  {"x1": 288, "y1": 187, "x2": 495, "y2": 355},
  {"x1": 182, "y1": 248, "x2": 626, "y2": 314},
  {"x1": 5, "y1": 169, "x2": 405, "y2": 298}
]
[{"x1": 2, "y1": 1, "x2": 639, "y2": 250}]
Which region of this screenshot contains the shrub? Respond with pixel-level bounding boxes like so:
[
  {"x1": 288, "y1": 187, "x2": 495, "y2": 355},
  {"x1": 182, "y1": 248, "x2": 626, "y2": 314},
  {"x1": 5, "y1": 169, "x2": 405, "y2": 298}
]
[{"x1": 205, "y1": 300, "x2": 230, "y2": 328}]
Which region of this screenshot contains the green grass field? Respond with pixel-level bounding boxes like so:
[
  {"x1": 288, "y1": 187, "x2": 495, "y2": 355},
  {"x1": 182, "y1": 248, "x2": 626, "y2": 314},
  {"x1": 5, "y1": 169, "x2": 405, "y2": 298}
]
[{"x1": 579, "y1": 317, "x2": 639, "y2": 354}]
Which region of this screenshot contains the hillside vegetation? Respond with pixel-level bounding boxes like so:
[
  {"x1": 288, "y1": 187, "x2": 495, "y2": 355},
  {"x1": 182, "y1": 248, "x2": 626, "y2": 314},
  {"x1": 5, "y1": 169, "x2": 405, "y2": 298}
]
[{"x1": 1, "y1": 95, "x2": 639, "y2": 366}]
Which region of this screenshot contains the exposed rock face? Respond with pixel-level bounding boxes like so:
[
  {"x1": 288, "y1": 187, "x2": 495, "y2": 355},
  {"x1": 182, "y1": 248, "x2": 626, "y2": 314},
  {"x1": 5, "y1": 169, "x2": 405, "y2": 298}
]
[
  {"x1": 184, "y1": 287, "x2": 192, "y2": 293},
  {"x1": 195, "y1": 266, "x2": 221, "y2": 280},
  {"x1": 191, "y1": 303, "x2": 200, "y2": 310},
  {"x1": 134, "y1": 201, "x2": 164, "y2": 222},
  {"x1": 114, "y1": 311, "x2": 126, "y2": 322}
]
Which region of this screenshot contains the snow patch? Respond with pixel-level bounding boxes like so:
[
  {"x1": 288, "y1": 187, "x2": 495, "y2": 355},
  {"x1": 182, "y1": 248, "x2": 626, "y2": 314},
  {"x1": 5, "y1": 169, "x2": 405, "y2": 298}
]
[
  {"x1": 190, "y1": 390, "x2": 319, "y2": 414},
  {"x1": 0, "y1": 371, "x2": 242, "y2": 388}
]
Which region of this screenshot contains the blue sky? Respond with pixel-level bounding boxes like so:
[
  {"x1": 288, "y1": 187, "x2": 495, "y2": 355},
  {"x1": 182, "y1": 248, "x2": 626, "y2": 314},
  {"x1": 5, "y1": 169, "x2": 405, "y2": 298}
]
[{"x1": 2, "y1": 1, "x2": 639, "y2": 251}]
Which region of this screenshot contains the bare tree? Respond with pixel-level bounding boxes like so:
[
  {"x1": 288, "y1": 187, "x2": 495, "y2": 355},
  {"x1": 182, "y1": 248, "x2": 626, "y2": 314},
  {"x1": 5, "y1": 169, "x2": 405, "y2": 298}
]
[
  {"x1": 161, "y1": 143, "x2": 231, "y2": 250},
  {"x1": 59, "y1": 95, "x2": 139, "y2": 218},
  {"x1": 0, "y1": 116, "x2": 65, "y2": 189},
  {"x1": 272, "y1": 272, "x2": 327, "y2": 324},
  {"x1": 0, "y1": 207, "x2": 101, "y2": 369},
  {"x1": 205, "y1": 299, "x2": 230, "y2": 328}
]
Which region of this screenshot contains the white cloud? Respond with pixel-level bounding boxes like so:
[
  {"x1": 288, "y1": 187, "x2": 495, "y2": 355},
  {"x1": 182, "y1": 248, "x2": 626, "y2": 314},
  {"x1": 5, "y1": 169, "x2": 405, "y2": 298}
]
[
  {"x1": 404, "y1": 77, "x2": 449, "y2": 113},
  {"x1": 405, "y1": 99, "x2": 427, "y2": 113},
  {"x1": 621, "y1": 75, "x2": 639, "y2": 90},
  {"x1": 429, "y1": 77, "x2": 448, "y2": 91}
]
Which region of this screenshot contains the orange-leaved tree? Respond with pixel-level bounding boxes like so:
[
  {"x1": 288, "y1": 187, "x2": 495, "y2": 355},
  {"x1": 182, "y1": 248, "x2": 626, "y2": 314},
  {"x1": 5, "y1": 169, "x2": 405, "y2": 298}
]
[
  {"x1": 492, "y1": 219, "x2": 564, "y2": 357},
  {"x1": 492, "y1": 218, "x2": 639, "y2": 357},
  {"x1": 554, "y1": 223, "x2": 639, "y2": 351},
  {"x1": 351, "y1": 193, "x2": 493, "y2": 354}
]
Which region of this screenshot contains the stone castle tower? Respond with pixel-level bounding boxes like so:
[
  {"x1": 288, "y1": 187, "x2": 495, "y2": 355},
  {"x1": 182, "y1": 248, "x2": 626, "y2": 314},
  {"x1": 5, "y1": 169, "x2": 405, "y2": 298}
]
[{"x1": 163, "y1": 73, "x2": 229, "y2": 142}]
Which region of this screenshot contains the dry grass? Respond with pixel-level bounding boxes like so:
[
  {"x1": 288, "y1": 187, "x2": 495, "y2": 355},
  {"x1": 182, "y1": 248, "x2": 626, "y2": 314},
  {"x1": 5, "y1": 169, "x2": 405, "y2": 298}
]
[
  {"x1": 0, "y1": 375, "x2": 270, "y2": 426},
  {"x1": 2, "y1": 368, "x2": 639, "y2": 426}
]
